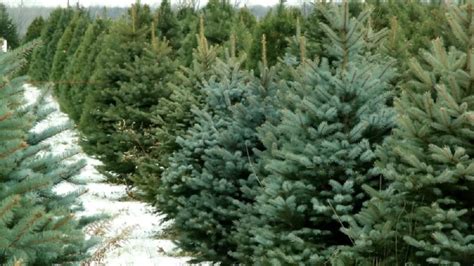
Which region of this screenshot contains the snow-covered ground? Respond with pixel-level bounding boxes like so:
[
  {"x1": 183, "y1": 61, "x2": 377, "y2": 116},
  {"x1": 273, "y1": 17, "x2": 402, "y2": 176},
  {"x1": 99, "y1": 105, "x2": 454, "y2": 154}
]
[{"x1": 24, "y1": 85, "x2": 193, "y2": 265}]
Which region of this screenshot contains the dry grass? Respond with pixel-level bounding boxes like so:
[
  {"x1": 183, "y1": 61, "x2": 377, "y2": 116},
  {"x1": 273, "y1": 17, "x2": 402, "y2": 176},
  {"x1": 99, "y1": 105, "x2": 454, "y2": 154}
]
[{"x1": 81, "y1": 219, "x2": 132, "y2": 266}]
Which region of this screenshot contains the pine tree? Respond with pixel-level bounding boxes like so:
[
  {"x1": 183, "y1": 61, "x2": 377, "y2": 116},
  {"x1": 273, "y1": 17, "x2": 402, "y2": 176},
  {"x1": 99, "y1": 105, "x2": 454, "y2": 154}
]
[
  {"x1": 50, "y1": 9, "x2": 90, "y2": 84},
  {"x1": 241, "y1": 4, "x2": 396, "y2": 264},
  {"x1": 0, "y1": 3, "x2": 19, "y2": 49},
  {"x1": 175, "y1": 5, "x2": 199, "y2": 66},
  {"x1": 225, "y1": 6, "x2": 256, "y2": 58},
  {"x1": 131, "y1": 19, "x2": 219, "y2": 204},
  {"x1": 342, "y1": 4, "x2": 474, "y2": 265},
  {"x1": 177, "y1": 0, "x2": 235, "y2": 66},
  {"x1": 0, "y1": 46, "x2": 95, "y2": 265},
  {"x1": 29, "y1": 8, "x2": 74, "y2": 81},
  {"x1": 58, "y1": 18, "x2": 109, "y2": 122},
  {"x1": 19, "y1": 17, "x2": 46, "y2": 75},
  {"x1": 301, "y1": 2, "x2": 329, "y2": 61},
  {"x1": 248, "y1": 2, "x2": 299, "y2": 71},
  {"x1": 22, "y1": 17, "x2": 45, "y2": 45},
  {"x1": 368, "y1": 0, "x2": 450, "y2": 57},
  {"x1": 155, "y1": 0, "x2": 180, "y2": 50},
  {"x1": 201, "y1": 0, "x2": 235, "y2": 45},
  {"x1": 78, "y1": 2, "x2": 160, "y2": 180},
  {"x1": 156, "y1": 53, "x2": 278, "y2": 263}
]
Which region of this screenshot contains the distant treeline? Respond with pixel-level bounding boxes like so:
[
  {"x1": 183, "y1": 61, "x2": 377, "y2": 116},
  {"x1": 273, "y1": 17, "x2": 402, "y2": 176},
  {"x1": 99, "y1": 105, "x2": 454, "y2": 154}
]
[{"x1": 6, "y1": 4, "x2": 275, "y2": 36}]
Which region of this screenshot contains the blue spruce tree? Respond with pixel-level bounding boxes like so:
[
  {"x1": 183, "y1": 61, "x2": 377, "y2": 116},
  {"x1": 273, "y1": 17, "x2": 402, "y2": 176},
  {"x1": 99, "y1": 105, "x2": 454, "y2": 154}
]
[
  {"x1": 243, "y1": 3, "x2": 397, "y2": 264},
  {"x1": 0, "y1": 47, "x2": 95, "y2": 264},
  {"x1": 157, "y1": 45, "x2": 281, "y2": 263}
]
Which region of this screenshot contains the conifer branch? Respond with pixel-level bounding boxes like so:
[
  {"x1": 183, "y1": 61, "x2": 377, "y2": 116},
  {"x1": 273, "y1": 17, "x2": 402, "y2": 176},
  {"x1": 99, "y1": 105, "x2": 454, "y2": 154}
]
[
  {"x1": 230, "y1": 32, "x2": 236, "y2": 59},
  {"x1": 0, "y1": 112, "x2": 12, "y2": 122},
  {"x1": 0, "y1": 196, "x2": 20, "y2": 221},
  {"x1": 245, "y1": 143, "x2": 262, "y2": 187},
  {"x1": 261, "y1": 34, "x2": 268, "y2": 69},
  {"x1": 299, "y1": 35, "x2": 306, "y2": 64},
  {"x1": 9, "y1": 211, "x2": 44, "y2": 248},
  {"x1": 131, "y1": 4, "x2": 137, "y2": 34},
  {"x1": 327, "y1": 200, "x2": 355, "y2": 245}
]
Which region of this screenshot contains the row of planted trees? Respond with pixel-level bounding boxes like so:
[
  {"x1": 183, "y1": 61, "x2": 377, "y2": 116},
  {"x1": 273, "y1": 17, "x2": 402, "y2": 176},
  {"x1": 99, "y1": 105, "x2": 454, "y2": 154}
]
[
  {"x1": 0, "y1": 47, "x2": 97, "y2": 264},
  {"x1": 15, "y1": 0, "x2": 474, "y2": 264}
]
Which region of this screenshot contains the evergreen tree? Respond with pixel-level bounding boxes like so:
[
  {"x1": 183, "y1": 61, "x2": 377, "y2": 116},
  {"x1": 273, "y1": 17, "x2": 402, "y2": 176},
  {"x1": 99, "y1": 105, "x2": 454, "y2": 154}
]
[
  {"x1": 368, "y1": 0, "x2": 450, "y2": 57},
  {"x1": 131, "y1": 20, "x2": 219, "y2": 204},
  {"x1": 0, "y1": 46, "x2": 95, "y2": 265},
  {"x1": 285, "y1": 18, "x2": 309, "y2": 64},
  {"x1": 29, "y1": 8, "x2": 74, "y2": 81},
  {"x1": 177, "y1": 0, "x2": 235, "y2": 66},
  {"x1": 241, "y1": 4, "x2": 396, "y2": 264},
  {"x1": 58, "y1": 18, "x2": 109, "y2": 122},
  {"x1": 19, "y1": 17, "x2": 46, "y2": 75},
  {"x1": 175, "y1": 6, "x2": 199, "y2": 66},
  {"x1": 225, "y1": 7, "x2": 256, "y2": 58},
  {"x1": 301, "y1": 2, "x2": 329, "y2": 61},
  {"x1": 201, "y1": 0, "x2": 235, "y2": 45},
  {"x1": 78, "y1": 2, "x2": 162, "y2": 180},
  {"x1": 22, "y1": 17, "x2": 45, "y2": 45},
  {"x1": 156, "y1": 54, "x2": 278, "y2": 263},
  {"x1": 248, "y1": 2, "x2": 299, "y2": 71},
  {"x1": 0, "y1": 3, "x2": 19, "y2": 49},
  {"x1": 50, "y1": 9, "x2": 90, "y2": 83},
  {"x1": 343, "y1": 4, "x2": 474, "y2": 265},
  {"x1": 155, "y1": 0, "x2": 180, "y2": 50}
]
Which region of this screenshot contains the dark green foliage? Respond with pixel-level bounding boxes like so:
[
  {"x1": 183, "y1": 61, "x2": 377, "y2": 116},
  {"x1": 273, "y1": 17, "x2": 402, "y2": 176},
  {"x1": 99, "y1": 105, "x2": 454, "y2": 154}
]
[
  {"x1": 78, "y1": 2, "x2": 165, "y2": 180},
  {"x1": 52, "y1": 9, "x2": 91, "y2": 120},
  {"x1": 300, "y1": 3, "x2": 329, "y2": 61},
  {"x1": 238, "y1": 5, "x2": 397, "y2": 264},
  {"x1": 22, "y1": 17, "x2": 45, "y2": 45},
  {"x1": 131, "y1": 28, "x2": 219, "y2": 204},
  {"x1": 175, "y1": 6, "x2": 199, "y2": 65},
  {"x1": 0, "y1": 4, "x2": 19, "y2": 49},
  {"x1": 58, "y1": 18, "x2": 109, "y2": 122},
  {"x1": 0, "y1": 46, "x2": 95, "y2": 265},
  {"x1": 226, "y1": 7, "x2": 256, "y2": 57},
  {"x1": 18, "y1": 17, "x2": 45, "y2": 76},
  {"x1": 248, "y1": 3, "x2": 299, "y2": 70},
  {"x1": 201, "y1": 0, "x2": 236, "y2": 45},
  {"x1": 342, "y1": 4, "x2": 474, "y2": 265},
  {"x1": 177, "y1": 0, "x2": 237, "y2": 66},
  {"x1": 29, "y1": 8, "x2": 74, "y2": 81},
  {"x1": 368, "y1": 0, "x2": 451, "y2": 57},
  {"x1": 155, "y1": 0, "x2": 180, "y2": 50},
  {"x1": 50, "y1": 9, "x2": 90, "y2": 83}
]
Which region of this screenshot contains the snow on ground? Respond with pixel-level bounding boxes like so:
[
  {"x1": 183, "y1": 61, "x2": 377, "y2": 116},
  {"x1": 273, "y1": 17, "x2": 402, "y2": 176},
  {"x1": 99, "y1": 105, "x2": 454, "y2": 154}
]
[{"x1": 24, "y1": 85, "x2": 194, "y2": 265}]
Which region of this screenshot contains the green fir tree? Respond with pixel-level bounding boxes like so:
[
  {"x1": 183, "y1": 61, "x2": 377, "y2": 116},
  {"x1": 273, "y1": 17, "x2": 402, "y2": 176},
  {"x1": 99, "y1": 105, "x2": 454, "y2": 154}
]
[
  {"x1": 29, "y1": 8, "x2": 74, "y2": 81},
  {"x1": 58, "y1": 18, "x2": 109, "y2": 122},
  {"x1": 50, "y1": 9, "x2": 90, "y2": 84},
  {"x1": 155, "y1": 0, "x2": 181, "y2": 50},
  {"x1": 78, "y1": 2, "x2": 163, "y2": 181},
  {"x1": 0, "y1": 3, "x2": 19, "y2": 49},
  {"x1": 131, "y1": 19, "x2": 219, "y2": 204},
  {"x1": 248, "y1": 1, "x2": 299, "y2": 71},
  {"x1": 343, "y1": 4, "x2": 474, "y2": 265},
  {"x1": 22, "y1": 17, "x2": 45, "y2": 45}
]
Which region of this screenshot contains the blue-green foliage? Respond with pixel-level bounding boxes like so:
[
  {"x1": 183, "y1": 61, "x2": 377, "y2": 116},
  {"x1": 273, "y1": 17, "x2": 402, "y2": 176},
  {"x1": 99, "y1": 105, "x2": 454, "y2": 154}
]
[
  {"x1": 238, "y1": 4, "x2": 397, "y2": 264},
  {"x1": 157, "y1": 57, "x2": 280, "y2": 264},
  {"x1": 0, "y1": 47, "x2": 95, "y2": 264}
]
